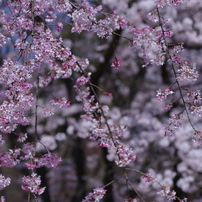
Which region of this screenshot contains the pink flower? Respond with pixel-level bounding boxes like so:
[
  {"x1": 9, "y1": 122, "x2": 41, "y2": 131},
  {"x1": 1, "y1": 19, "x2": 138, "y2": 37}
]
[
  {"x1": 164, "y1": 29, "x2": 173, "y2": 37},
  {"x1": 0, "y1": 135, "x2": 5, "y2": 147},
  {"x1": 21, "y1": 173, "x2": 45, "y2": 195},
  {"x1": 56, "y1": 22, "x2": 63, "y2": 32},
  {"x1": 0, "y1": 149, "x2": 20, "y2": 167},
  {"x1": 177, "y1": 61, "x2": 199, "y2": 83},
  {"x1": 76, "y1": 73, "x2": 91, "y2": 85},
  {"x1": 156, "y1": 88, "x2": 174, "y2": 101},
  {"x1": 82, "y1": 187, "x2": 107, "y2": 202},
  {"x1": 187, "y1": 90, "x2": 201, "y2": 104},
  {"x1": 193, "y1": 130, "x2": 202, "y2": 143},
  {"x1": 51, "y1": 97, "x2": 71, "y2": 108},
  {"x1": 0, "y1": 196, "x2": 5, "y2": 202},
  {"x1": 76, "y1": 76, "x2": 89, "y2": 85},
  {"x1": 115, "y1": 144, "x2": 136, "y2": 167},
  {"x1": 38, "y1": 153, "x2": 62, "y2": 168},
  {"x1": 0, "y1": 174, "x2": 11, "y2": 191},
  {"x1": 142, "y1": 173, "x2": 155, "y2": 183},
  {"x1": 111, "y1": 58, "x2": 122, "y2": 70},
  {"x1": 102, "y1": 90, "x2": 112, "y2": 97},
  {"x1": 157, "y1": 186, "x2": 176, "y2": 201},
  {"x1": 41, "y1": 108, "x2": 54, "y2": 118},
  {"x1": 165, "y1": 104, "x2": 173, "y2": 111},
  {"x1": 17, "y1": 133, "x2": 28, "y2": 142}
]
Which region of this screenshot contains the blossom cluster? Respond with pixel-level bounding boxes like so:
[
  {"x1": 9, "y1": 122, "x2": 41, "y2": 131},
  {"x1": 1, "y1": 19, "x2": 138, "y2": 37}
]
[
  {"x1": 177, "y1": 61, "x2": 199, "y2": 83},
  {"x1": 155, "y1": 0, "x2": 188, "y2": 8},
  {"x1": 164, "y1": 113, "x2": 184, "y2": 136},
  {"x1": 142, "y1": 173, "x2": 155, "y2": 183},
  {"x1": 21, "y1": 173, "x2": 45, "y2": 195},
  {"x1": 157, "y1": 186, "x2": 176, "y2": 201},
  {"x1": 187, "y1": 90, "x2": 202, "y2": 104},
  {"x1": 69, "y1": 0, "x2": 127, "y2": 38},
  {"x1": 74, "y1": 73, "x2": 136, "y2": 167},
  {"x1": 50, "y1": 97, "x2": 71, "y2": 108},
  {"x1": 156, "y1": 87, "x2": 174, "y2": 101},
  {"x1": 0, "y1": 0, "x2": 201, "y2": 201},
  {"x1": 0, "y1": 174, "x2": 11, "y2": 191},
  {"x1": 111, "y1": 57, "x2": 122, "y2": 70},
  {"x1": 82, "y1": 187, "x2": 107, "y2": 202},
  {"x1": 130, "y1": 24, "x2": 170, "y2": 66}
]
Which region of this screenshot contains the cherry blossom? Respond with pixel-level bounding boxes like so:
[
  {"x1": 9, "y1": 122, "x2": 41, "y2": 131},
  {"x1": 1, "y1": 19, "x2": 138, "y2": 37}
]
[
  {"x1": 142, "y1": 173, "x2": 155, "y2": 183},
  {"x1": 177, "y1": 61, "x2": 199, "y2": 83},
  {"x1": 82, "y1": 187, "x2": 107, "y2": 202},
  {"x1": 0, "y1": 196, "x2": 5, "y2": 202},
  {"x1": 156, "y1": 87, "x2": 174, "y2": 101},
  {"x1": 21, "y1": 173, "x2": 45, "y2": 195},
  {"x1": 157, "y1": 186, "x2": 176, "y2": 201},
  {"x1": 187, "y1": 90, "x2": 201, "y2": 104},
  {"x1": 0, "y1": 174, "x2": 11, "y2": 191},
  {"x1": 50, "y1": 97, "x2": 71, "y2": 108},
  {"x1": 0, "y1": 149, "x2": 20, "y2": 167},
  {"x1": 0, "y1": 135, "x2": 5, "y2": 147},
  {"x1": 155, "y1": 0, "x2": 187, "y2": 8},
  {"x1": 76, "y1": 74, "x2": 91, "y2": 85},
  {"x1": 111, "y1": 57, "x2": 122, "y2": 70},
  {"x1": 37, "y1": 153, "x2": 62, "y2": 168},
  {"x1": 0, "y1": 0, "x2": 202, "y2": 201},
  {"x1": 17, "y1": 133, "x2": 28, "y2": 143},
  {"x1": 56, "y1": 22, "x2": 63, "y2": 32}
]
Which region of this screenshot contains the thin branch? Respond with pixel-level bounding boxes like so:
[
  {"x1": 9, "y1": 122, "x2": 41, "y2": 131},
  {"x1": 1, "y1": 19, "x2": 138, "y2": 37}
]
[
  {"x1": 156, "y1": 7, "x2": 196, "y2": 131},
  {"x1": 124, "y1": 173, "x2": 145, "y2": 202}
]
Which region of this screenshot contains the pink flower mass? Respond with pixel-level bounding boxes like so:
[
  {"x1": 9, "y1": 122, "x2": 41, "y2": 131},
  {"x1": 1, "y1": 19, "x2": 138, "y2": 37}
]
[
  {"x1": 0, "y1": 0, "x2": 201, "y2": 201},
  {"x1": 21, "y1": 173, "x2": 45, "y2": 195},
  {"x1": 111, "y1": 57, "x2": 122, "y2": 70}
]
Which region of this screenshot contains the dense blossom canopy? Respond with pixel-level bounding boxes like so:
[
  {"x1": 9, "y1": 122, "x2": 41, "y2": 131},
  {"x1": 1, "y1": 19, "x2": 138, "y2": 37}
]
[{"x1": 0, "y1": 0, "x2": 202, "y2": 201}]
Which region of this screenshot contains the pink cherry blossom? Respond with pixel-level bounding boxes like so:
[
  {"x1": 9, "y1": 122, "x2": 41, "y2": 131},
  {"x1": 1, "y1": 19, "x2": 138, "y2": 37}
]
[
  {"x1": 56, "y1": 22, "x2": 63, "y2": 32},
  {"x1": 142, "y1": 173, "x2": 155, "y2": 183},
  {"x1": 156, "y1": 88, "x2": 174, "y2": 101},
  {"x1": 0, "y1": 174, "x2": 11, "y2": 191},
  {"x1": 21, "y1": 173, "x2": 45, "y2": 195},
  {"x1": 111, "y1": 58, "x2": 122, "y2": 70},
  {"x1": 177, "y1": 61, "x2": 199, "y2": 82},
  {"x1": 50, "y1": 97, "x2": 71, "y2": 108},
  {"x1": 0, "y1": 0, "x2": 202, "y2": 201},
  {"x1": 82, "y1": 187, "x2": 107, "y2": 202}
]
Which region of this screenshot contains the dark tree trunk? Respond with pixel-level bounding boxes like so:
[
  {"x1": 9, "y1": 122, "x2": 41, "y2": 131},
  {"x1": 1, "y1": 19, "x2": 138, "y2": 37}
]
[
  {"x1": 102, "y1": 147, "x2": 115, "y2": 202},
  {"x1": 71, "y1": 137, "x2": 86, "y2": 202},
  {"x1": 36, "y1": 167, "x2": 52, "y2": 202}
]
